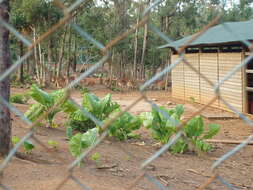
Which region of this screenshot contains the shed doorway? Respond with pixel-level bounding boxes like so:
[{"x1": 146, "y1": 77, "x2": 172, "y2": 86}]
[{"x1": 246, "y1": 55, "x2": 253, "y2": 114}]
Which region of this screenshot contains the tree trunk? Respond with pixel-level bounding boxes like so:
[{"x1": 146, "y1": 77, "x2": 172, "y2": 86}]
[
  {"x1": 72, "y1": 35, "x2": 77, "y2": 72},
  {"x1": 38, "y1": 42, "x2": 43, "y2": 84},
  {"x1": 33, "y1": 27, "x2": 40, "y2": 84},
  {"x1": 19, "y1": 42, "x2": 24, "y2": 83},
  {"x1": 140, "y1": 0, "x2": 150, "y2": 80},
  {"x1": 133, "y1": 5, "x2": 141, "y2": 79},
  {"x1": 140, "y1": 22, "x2": 148, "y2": 79},
  {"x1": 0, "y1": 0, "x2": 11, "y2": 156},
  {"x1": 66, "y1": 25, "x2": 72, "y2": 80},
  {"x1": 56, "y1": 28, "x2": 67, "y2": 87},
  {"x1": 42, "y1": 53, "x2": 46, "y2": 86},
  {"x1": 47, "y1": 38, "x2": 53, "y2": 83}
]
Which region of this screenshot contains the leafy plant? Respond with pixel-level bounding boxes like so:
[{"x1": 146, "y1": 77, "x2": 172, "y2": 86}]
[
  {"x1": 23, "y1": 140, "x2": 35, "y2": 153},
  {"x1": 25, "y1": 84, "x2": 78, "y2": 127},
  {"x1": 103, "y1": 109, "x2": 142, "y2": 141},
  {"x1": 82, "y1": 93, "x2": 119, "y2": 119},
  {"x1": 139, "y1": 105, "x2": 220, "y2": 154},
  {"x1": 11, "y1": 136, "x2": 35, "y2": 154},
  {"x1": 140, "y1": 105, "x2": 183, "y2": 144},
  {"x1": 12, "y1": 136, "x2": 21, "y2": 145},
  {"x1": 69, "y1": 128, "x2": 99, "y2": 158},
  {"x1": 10, "y1": 93, "x2": 30, "y2": 104},
  {"x1": 67, "y1": 93, "x2": 119, "y2": 135},
  {"x1": 183, "y1": 117, "x2": 220, "y2": 153},
  {"x1": 91, "y1": 152, "x2": 101, "y2": 164}
]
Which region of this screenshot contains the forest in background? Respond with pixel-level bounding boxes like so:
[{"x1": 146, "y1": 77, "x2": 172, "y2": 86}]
[{"x1": 10, "y1": 0, "x2": 253, "y2": 87}]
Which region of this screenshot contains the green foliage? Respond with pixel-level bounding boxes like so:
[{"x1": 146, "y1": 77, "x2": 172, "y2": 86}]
[
  {"x1": 25, "y1": 85, "x2": 78, "y2": 126},
  {"x1": 170, "y1": 138, "x2": 188, "y2": 154},
  {"x1": 140, "y1": 105, "x2": 220, "y2": 154},
  {"x1": 11, "y1": 136, "x2": 35, "y2": 154},
  {"x1": 67, "y1": 93, "x2": 119, "y2": 134},
  {"x1": 202, "y1": 123, "x2": 220, "y2": 139},
  {"x1": 82, "y1": 93, "x2": 119, "y2": 119},
  {"x1": 69, "y1": 128, "x2": 98, "y2": 158},
  {"x1": 29, "y1": 84, "x2": 54, "y2": 106},
  {"x1": 140, "y1": 105, "x2": 183, "y2": 144},
  {"x1": 104, "y1": 109, "x2": 142, "y2": 141},
  {"x1": 91, "y1": 152, "x2": 101, "y2": 164},
  {"x1": 25, "y1": 103, "x2": 46, "y2": 123},
  {"x1": 12, "y1": 136, "x2": 21, "y2": 145},
  {"x1": 48, "y1": 140, "x2": 58, "y2": 149},
  {"x1": 10, "y1": 93, "x2": 30, "y2": 104},
  {"x1": 23, "y1": 140, "x2": 35, "y2": 153},
  {"x1": 183, "y1": 117, "x2": 220, "y2": 152}
]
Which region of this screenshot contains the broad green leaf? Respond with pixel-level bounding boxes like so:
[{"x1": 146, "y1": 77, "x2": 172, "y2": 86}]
[
  {"x1": 62, "y1": 100, "x2": 79, "y2": 113},
  {"x1": 184, "y1": 116, "x2": 204, "y2": 138},
  {"x1": 139, "y1": 112, "x2": 153, "y2": 128},
  {"x1": 170, "y1": 138, "x2": 187, "y2": 154},
  {"x1": 193, "y1": 139, "x2": 212, "y2": 152},
  {"x1": 70, "y1": 110, "x2": 89, "y2": 122},
  {"x1": 100, "y1": 94, "x2": 111, "y2": 112},
  {"x1": 10, "y1": 93, "x2": 30, "y2": 104},
  {"x1": 69, "y1": 133, "x2": 83, "y2": 157},
  {"x1": 174, "y1": 104, "x2": 184, "y2": 119},
  {"x1": 166, "y1": 113, "x2": 180, "y2": 127},
  {"x1": 81, "y1": 128, "x2": 98, "y2": 148},
  {"x1": 23, "y1": 140, "x2": 35, "y2": 152},
  {"x1": 12, "y1": 136, "x2": 21, "y2": 145},
  {"x1": 82, "y1": 93, "x2": 100, "y2": 112},
  {"x1": 25, "y1": 103, "x2": 46, "y2": 122},
  {"x1": 202, "y1": 123, "x2": 220, "y2": 139},
  {"x1": 66, "y1": 126, "x2": 73, "y2": 139},
  {"x1": 106, "y1": 109, "x2": 142, "y2": 140},
  {"x1": 29, "y1": 84, "x2": 53, "y2": 106},
  {"x1": 69, "y1": 128, "x2": 99, "y2": 158}
]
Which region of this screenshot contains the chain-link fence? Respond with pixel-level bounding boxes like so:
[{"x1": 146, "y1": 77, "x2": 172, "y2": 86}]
[{"x1": 0, "y1": 0, "x2": 253, "y2": 189}]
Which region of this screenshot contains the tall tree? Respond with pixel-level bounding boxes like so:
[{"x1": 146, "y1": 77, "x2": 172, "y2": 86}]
[{"x1": 0, "y1": 0, "x2": 11, "y2": 156}]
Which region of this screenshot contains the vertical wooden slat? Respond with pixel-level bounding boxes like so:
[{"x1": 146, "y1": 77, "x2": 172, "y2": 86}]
[
  {"x1": 199, "y1": 53, "x2": 219, "y2": 107},
  {"x1": 184, "y1": 53, "x2": 200, "y2": 102},
  {"x1": 218, "y1": 53, "x2": 243, "y2": 112},
  {"x1": 171, "y1": 51, "x2": 244, "y2": 114},
  {"x1": 171, "y1": 54, "x2": 185, "y2": 100},
  {"x1": 242, "y1": 50, "x2": 247, "y2": 113}
]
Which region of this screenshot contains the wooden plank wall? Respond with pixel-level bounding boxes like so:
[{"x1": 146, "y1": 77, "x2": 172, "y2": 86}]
[
  {"x1": 171, "y1": 55, "x2": 185, "y2": 99},
  {"x1": 171, "y1": 52, "x2": 243, "y2": 113},
  {"x1": 199, "y1": 53, "x2": 219, "y2": 107},
  {"x1": 184, "y1": 54, "x2": 200, "y2": 102},
  {"x1": 218, "y1": 53, "x2": 243, "y2": 112}
]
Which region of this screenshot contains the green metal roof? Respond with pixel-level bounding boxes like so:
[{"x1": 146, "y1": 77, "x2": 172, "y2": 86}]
[{"x1": 159, "y1": 19, "x2": 253, "y2": 49}]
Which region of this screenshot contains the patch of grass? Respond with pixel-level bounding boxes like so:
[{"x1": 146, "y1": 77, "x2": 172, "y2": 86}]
[{"x1": 10, "y1": 93, "x2": 30, "y2": 104}]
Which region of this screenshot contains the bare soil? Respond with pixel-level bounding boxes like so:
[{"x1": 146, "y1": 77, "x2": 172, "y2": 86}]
[{"x1": 1, "y1": 86, "x2": 253, "y2": 190}]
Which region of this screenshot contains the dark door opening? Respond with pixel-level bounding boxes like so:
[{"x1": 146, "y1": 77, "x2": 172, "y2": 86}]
[
  {"x1": 246, "y1": 55, "x2": 253, "y2": 114},
  {"x1": 248, "y1": 91, "x2": 253, "y2": 114}
]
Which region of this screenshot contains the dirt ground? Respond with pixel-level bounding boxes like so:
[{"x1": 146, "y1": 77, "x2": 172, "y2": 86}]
[{"x1": 1, "y1": 86, "x2": 253, "y2": 190}]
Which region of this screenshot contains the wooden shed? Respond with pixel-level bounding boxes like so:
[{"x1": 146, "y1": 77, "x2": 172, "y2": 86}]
[{"x1": 160, "y1": 19, "x2": 253, "y2": 114}]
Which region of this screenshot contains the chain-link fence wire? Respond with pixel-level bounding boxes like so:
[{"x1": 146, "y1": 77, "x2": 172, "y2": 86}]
[{"x1": 0, "y1": 0, "x2": 252, "y2": 189}]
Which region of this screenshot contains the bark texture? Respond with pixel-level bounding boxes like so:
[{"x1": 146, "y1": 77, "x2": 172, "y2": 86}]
[{"x1": 0, "y1": 0, "x2": 11, "y2": 156}]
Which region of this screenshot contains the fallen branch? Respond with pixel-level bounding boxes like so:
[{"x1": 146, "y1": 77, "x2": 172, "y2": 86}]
[{"x1": 206, "y1": 139, "x2": 253, "y2": 145}]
